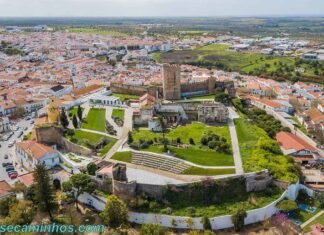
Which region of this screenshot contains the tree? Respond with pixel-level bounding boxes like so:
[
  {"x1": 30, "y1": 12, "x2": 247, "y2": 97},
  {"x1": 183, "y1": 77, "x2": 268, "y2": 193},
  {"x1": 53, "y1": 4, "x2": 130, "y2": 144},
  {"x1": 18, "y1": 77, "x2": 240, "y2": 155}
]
[
  {"x1": 140, "y1": 224, "x2": 167, "y2": 235},
  {"x1": 72, "y1": 114, "x2": 78, "y2": 129},
  {"x1": 33, "y1": 164, "x2": 57, "y2": 220},
  {"x1": 128, "y1": 131, "x2": 133, "y2": 144},
  {"x1": 60, "y1": 108, "x2": 69, "y2": 129},
  {"x1": 189, "y1": 138, "x2": 195, "y2": 145},
  {"x1": 62, "y1": 174, "x2": 96, "y2": 208},
  {"x1": 0, "y1": 197, "x2": 16, "y2": 217},
  {"x1": 77, "y1": 105, "x2": 83, "y2": 122},
  {"x1": 157, "y1": 115, "x2": 168, "y2": 152},
  {"x1": 100, "y1": 195, "x2": 128, "y2": 228},
  {"x1": 3, "y1": 200, "x2": 34, "y2": 225},
  {"x1": 87, "y1": 162, "x2": 97, "y2": 176},
  {"x1": 201, "y1": 216, "x2": 211, "y2": 230},
  {"x1": 276, "y1": 199, "x2": 298, "y2": 213},
  {"x1": 231, "y1": 209, "x2": 247, "y2": 231}
]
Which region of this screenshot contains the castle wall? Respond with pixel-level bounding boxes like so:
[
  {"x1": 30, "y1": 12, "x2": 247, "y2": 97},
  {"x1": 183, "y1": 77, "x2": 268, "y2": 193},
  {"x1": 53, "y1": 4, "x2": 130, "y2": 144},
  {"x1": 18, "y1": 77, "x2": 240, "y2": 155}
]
[
  {"x1": 110, "y1": 82, "x2": 163, "y2": 98},
  {"x1": 162, "y1": 64, "x2": 181, "y2": 100}
]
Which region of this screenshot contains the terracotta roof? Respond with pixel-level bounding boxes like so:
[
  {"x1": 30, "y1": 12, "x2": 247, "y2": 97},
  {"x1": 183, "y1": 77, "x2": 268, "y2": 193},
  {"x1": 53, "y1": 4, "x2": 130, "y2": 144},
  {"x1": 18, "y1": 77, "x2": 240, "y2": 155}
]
[
  {"x1": 276, "y1": 131, "x2": 316, "y2": 152},
  {"x1": 0, "y1": 181, "x2": 12, "y2": 198},
  {"x1": 259, "y1": 98, "x2": 281, "y2": 108},
  {"x1": 16, "y1": 140, "x2": 57, "y2": 160},
  {"x1": 18, "y1": 173, "x2": 34, "y2": 187},
  {"x1": 305, "y1": 108, "x2": 324, "y2": 125}
]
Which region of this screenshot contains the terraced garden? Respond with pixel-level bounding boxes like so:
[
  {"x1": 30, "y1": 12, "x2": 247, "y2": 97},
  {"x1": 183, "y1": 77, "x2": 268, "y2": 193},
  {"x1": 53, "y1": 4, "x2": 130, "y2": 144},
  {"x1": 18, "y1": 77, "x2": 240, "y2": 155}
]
[{"x1": 131, "y1": 122, "x2": 233, "y2": 167}]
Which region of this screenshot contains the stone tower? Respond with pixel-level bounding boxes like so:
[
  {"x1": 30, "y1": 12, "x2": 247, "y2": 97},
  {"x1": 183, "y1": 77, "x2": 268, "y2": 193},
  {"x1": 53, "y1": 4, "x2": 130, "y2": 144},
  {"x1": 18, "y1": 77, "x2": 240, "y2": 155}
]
[
  {"x1": 47, "y1": 97, "x2": 60, "y2": 124},
  {"x1": 162, "y1": 64, "x2": 181, "y2": 100}
]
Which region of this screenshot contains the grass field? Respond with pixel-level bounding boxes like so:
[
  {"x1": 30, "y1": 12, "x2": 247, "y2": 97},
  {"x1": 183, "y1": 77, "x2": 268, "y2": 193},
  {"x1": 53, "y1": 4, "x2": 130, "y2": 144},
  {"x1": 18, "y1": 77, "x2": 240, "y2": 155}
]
[
  {"x1": 303, "y1": 212, "x2": 324, "y2": 232},
  {"x1": 189, "y1": 94, "x2": 215, "y2": 100},
  {"x1": 159, "y1": 44, "x2": 323, "y2": 83},
  {"x1": 68, "y1": 107, "x2": 83, "y2": 117},
  {"x1": 132, "y1": 122, "x2": 233, "y2": 166},
  {"x1": 112, "y1": 93, "x2": 140, "y2": 101},
  {"x1": 65, "y1": 130, "x2": 117, "y2": 156},
  {"x1": 111, "y1": 151, "x2": 132, "y2": 163},
  {"x1": 182, "y1": 167, "x2": 235, "y2": 176},
  {"x1": 234, "y1": 118, "x2": 268, "y2": 165},
  {"x1": 67, "y1": 27, "x2": 127, "y2": 37},
  {"x1": 112, "y1": 109, "x2": 125, "y2": 121},
  {"x1": 82, "y1": 108, "x2": 106, "y2": 132}
]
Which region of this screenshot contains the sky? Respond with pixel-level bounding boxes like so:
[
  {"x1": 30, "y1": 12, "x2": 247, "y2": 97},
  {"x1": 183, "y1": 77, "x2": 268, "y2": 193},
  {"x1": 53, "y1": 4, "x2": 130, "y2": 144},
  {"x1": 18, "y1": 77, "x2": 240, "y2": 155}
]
[{"x1": 0, "y1": 0, "x2": 323, "y2": 17}]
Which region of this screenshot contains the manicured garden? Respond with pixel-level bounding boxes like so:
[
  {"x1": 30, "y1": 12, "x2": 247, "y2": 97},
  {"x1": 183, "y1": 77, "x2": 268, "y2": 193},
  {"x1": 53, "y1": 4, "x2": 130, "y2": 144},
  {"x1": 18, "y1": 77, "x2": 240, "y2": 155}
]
[
  {"x1": 112, "y1": 151, "x2": 132, "y2": 163},
  {"x1": 68, "y1": 107, "x2": 83, "y2": 117},
  {"x1": 81, "y1": 108, "x2": 106, "y2": 132},
  {"x1": 130, "y1": 122, "x2": 234, "y2": 166},
  {"x1": 65, "y1": 129, "x2": 117, "y2": 156},
  {"x1": 112, "y1": 109, "x2": 125, "y2": 121}
]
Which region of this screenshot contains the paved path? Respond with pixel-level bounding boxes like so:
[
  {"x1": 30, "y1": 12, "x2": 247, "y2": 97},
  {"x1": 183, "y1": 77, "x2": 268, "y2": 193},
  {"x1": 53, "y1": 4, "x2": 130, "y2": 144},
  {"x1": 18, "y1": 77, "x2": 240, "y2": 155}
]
[
  {"x1": 105, "y1": 106, "x2": 123, "y2": 137},
  {"x1": 228, "y1": 107, "x2": 244, "y2": 175},
  {"x1": 301, "y1": 210, "x2": 324, "y2": 228},
  {"x1": 79, "y1": 128, "x2": 117, "y2": 139},
  {"x1": 104, "y1": 108, "x2": 134, "y2": 159}
]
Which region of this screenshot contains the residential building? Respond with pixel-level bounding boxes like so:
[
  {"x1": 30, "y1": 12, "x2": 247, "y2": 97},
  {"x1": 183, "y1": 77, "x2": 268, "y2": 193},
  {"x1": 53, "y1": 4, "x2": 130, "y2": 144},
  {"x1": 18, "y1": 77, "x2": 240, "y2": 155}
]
[{"x1": 15, "y1": 140, "x2": 60, "y2": 170}]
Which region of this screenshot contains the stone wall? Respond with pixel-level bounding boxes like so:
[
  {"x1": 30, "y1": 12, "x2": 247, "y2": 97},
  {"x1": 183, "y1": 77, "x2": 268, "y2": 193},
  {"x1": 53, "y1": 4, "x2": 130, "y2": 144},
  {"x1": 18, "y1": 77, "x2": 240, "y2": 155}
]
[
  {"x1": 60, "y1": 138, "x2": 92, "y2": 157},
  {"x1": 35, "y1": 125, "x2": 92, "y2": 156},
  {"x1": 112, "y1": 166, "x2": 272, "y2": 201},
  {"x1": 110, "y1": 82, "x2": 163, "y2": 98},
  {"x1": 162, "y1": 64, "x2": 181, "y2": 100}
]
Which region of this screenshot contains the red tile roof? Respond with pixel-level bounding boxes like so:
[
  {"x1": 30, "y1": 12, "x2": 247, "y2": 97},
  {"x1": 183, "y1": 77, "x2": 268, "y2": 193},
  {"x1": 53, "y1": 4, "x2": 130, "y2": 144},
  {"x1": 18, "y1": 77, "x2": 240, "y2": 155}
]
[
  {"x1": 276, "y1": 132, "x2": 316, "y2": 152},
  {"x1": 18, "y1": 173, "x2": 34, "y2": 187},
  {"x1": 0, "y1": 181, "x2": 12, "y2": 198},
  {"x1": 16, "y1": 140, "x2": 57, "y2": 160}
]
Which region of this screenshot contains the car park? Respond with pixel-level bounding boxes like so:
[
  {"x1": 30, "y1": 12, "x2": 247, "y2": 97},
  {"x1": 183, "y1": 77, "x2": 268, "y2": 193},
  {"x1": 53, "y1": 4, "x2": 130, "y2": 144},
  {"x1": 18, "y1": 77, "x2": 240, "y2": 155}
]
[
  {"x1": 8, "y1": 141, "x2": 15, "y2": 147},
  {"x1": 2, "y1": 162, "x2": 12, "y2": 167}
]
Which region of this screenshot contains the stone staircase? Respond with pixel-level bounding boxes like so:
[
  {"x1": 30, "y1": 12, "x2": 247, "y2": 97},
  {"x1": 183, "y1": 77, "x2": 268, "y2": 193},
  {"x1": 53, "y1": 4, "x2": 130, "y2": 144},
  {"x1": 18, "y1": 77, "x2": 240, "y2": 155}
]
[{"x1": 131, "y1": 151, "x2": 190, "y2": 174}]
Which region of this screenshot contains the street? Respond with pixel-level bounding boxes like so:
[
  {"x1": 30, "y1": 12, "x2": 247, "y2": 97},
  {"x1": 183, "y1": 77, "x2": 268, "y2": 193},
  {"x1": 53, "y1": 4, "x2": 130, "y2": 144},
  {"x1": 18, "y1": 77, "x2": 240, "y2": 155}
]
[{"x1": 0, "y1": 117, "x2": 34, "y2": 185}]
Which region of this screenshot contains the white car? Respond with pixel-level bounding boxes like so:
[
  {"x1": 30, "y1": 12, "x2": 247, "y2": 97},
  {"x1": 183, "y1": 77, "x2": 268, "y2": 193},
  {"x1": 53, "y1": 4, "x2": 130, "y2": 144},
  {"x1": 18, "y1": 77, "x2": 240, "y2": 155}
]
[{"x1": 8, "y1": 141, "x2": 15, "y2": 147}]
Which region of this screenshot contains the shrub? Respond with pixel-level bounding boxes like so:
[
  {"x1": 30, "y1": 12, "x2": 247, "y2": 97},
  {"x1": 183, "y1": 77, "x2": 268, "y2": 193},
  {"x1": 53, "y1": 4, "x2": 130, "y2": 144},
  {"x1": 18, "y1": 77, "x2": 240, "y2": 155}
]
[
  {"x1": 207, "y1": 140, "x2": 217, "y2": 149},
  {"x1": 140, "y1": 224, "x2": 167, "y2": 235},
  {"x1": 231, "y1": 209, "x2": 247, "y2": 231},
  {"x1": 176, "y1": 137, "x2": 181, "y2": 144},
  {"x1": 276, "y1": 199, "x2": 298, "y2": 212},
  {"x1": 140, "y1": 142, "x2": 149, "y2": 149},
  {"x1": 189, "y1": 138, "x2": 195, "y2": 145},
  {"x1": 201, "y1": 216, "x2": 211, "y2": 230},
  {"x1": 200, "y1": 135, "x2": 208, "y2": 145}
]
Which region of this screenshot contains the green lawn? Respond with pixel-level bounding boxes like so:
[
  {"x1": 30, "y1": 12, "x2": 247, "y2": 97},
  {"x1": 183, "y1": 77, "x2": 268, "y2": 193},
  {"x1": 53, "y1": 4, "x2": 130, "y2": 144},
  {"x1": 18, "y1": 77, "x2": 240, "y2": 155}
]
[
  {"x1": 112, "y1": 109, "x2": 125, "y2": 121},
  {"x1": 82, "y1": 108, "x2": 106, "y2": 132},
  {"x1": 112, "y1": 93, "x2": 140, "y2": 101},
  {"x1": 189, "y1": 94, "x2": 215, "y2": 100},
  {"x1": 170, "y1": 147, "x2": 234, "y2": 166},
  {"x1": 133, "y1": 122, "x2": 231, "y2": 146},
  {"x1": 111, "y1": 151, "x2": 132, "y2": 163},
  {"x1": 132, "y1": 122, "x2": 233, "y2": 166},
  {"x1": 303, "y1": 212, "x2": 324, "y2": 232},
  {"x1": 65, "y1": 129, "x2": 117, "y2": 157},
  {"x1": 69, "y1": 107, "x2": 83, "y2": 117},
  {"x1": 182, "y1": 167, "x2": 235, "y2": 176}
]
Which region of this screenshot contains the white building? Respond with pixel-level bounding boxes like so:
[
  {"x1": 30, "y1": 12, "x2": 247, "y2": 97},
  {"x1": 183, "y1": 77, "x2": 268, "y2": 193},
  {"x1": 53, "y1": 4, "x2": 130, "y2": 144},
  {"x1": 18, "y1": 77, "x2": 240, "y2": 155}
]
[
  {"x1": 15, "y1": 141, "x2": 60, "y2": 171},
  {"x1": 0, "y1": 116, "x2": 10, "y2": 133}
]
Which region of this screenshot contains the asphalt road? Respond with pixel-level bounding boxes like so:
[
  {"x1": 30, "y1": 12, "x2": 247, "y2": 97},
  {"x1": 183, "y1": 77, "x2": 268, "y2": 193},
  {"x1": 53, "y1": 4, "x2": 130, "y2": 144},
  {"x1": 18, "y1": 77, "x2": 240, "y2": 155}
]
[{"x1": 0, "y1": 117, "x2": 34, "y2": 185}]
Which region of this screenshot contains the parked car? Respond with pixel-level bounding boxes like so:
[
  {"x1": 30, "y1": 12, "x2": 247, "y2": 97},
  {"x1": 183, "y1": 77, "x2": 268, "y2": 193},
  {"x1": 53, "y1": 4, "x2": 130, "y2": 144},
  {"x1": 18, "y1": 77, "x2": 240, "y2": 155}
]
[
  {"x1": 8, "y1": 173, "x2": 18, "y2": 179},
  {"x1": 5, "y1": 167, "x2": 15, "y2": 172},
  {"x1": 4, "y1": 154, "x2": 8, "y2": 159},
  {"x1": 17, "y1": 131, "x2": 23, "y2": 138},
  {"x1": 2, "y1": 162, "x2": 12, "y2": 167},
  {"x1": 26, "y1": 117, "x2": 31, "y2": 121},
  {"x1": 24, "y1": 127, "x2": 28, "y2": 131},
  {"x1": 8, "y1": 141, "x2": 15, "y2": 147}
]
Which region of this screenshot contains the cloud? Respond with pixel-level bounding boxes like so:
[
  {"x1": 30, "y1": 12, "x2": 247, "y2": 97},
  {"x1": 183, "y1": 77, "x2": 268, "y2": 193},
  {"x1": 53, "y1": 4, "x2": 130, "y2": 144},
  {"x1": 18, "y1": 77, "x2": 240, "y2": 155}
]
[{"x1": 0, "y1": 0, "x2": 323, "y2": 17}]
